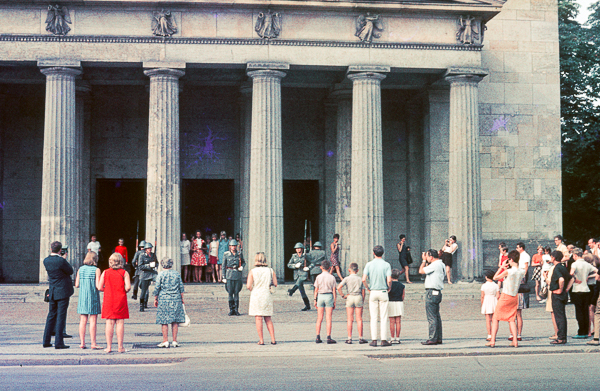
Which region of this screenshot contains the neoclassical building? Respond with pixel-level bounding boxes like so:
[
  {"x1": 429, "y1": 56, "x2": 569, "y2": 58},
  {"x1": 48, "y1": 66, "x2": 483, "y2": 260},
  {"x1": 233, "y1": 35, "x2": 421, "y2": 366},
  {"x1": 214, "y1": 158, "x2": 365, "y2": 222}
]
[{"x1": 0, "y1": 0, "x2": 561, "y2": 283}]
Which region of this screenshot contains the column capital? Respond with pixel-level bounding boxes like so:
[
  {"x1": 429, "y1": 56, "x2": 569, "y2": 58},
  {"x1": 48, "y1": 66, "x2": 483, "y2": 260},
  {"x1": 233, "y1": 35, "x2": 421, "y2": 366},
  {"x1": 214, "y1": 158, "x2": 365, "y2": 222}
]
[
  {"x1": 347, "y1": 72, "x2": 387, "y2": 82},
  {"x1": 247, "y1": 69, "x2": 287, "y2": 80},
  {"x1": 39, "y1": 66, "x2": 82, "y2": 78},
  {"x1": 144, "y1": 68, "x2": 185, "y2": 78},
  {"x1": 444, "y1": 67, "x2": 488, "y2": 84},
  {"x1": 247, "y1": 62, "x2": 289, "y2": 71}
]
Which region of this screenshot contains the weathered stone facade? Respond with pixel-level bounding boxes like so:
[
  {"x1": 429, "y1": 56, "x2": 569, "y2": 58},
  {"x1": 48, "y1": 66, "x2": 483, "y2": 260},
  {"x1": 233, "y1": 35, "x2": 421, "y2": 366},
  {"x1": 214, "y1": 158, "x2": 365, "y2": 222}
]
[{"x1": 0, "y1": 0, "x2": 560, "y2": 283}]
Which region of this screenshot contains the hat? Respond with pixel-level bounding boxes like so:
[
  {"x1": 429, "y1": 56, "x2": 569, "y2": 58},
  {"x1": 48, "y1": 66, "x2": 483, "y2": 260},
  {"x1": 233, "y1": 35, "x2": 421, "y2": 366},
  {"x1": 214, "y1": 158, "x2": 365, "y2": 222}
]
[
  {"x1": 313, "y1": 241, "x2": 323, "y2": 248},
  {"x1": 139, "y1": 240, "x2": 146, "y2": 248},
  {"x1": 229, "y1": 239, "x2": 238, "y2": 246},
  {"x1": 144, "y1": 242, "x2": 153, "y2": 249},
  {"x1": 294, "y1": 242, "x2": 304, "y2": 249}
]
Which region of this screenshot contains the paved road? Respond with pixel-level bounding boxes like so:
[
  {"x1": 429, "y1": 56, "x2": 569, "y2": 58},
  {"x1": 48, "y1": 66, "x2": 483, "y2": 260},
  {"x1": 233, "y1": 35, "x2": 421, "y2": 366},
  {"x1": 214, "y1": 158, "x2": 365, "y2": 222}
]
[{"x1": 0, "y1": 353, "x2": 596, "y2": 390}]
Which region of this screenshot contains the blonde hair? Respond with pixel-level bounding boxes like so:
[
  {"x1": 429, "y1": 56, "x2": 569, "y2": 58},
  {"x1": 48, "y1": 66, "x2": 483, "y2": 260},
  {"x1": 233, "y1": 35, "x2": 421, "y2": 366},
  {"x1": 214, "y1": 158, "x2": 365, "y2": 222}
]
[
  {"x1": 83, "y1": 251, "x2": 98, "y2": 266},
  {"x1": 108, "y1": 253, "x2": 124, "y2": 270},
  {"x1": 254, "y1": 252, "x2": 268, "y2": 267}
]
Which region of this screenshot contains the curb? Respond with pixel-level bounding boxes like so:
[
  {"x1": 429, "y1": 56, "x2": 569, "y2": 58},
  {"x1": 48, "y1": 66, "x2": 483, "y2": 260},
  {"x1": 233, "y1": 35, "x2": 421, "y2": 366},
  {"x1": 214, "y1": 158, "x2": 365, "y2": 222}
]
[
  {"x1": 367, "y1": 347, "x2": 600, "y2": 359},
  {"x1": 0, "y1": 356, "x2": 188, "y2": 367}
]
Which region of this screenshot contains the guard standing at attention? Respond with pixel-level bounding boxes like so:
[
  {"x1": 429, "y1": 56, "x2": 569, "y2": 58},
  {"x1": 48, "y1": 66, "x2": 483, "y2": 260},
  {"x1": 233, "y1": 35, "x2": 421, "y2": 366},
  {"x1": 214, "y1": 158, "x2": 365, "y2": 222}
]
[
  {"x1": 287, "y1": 243, "x2": 313, "y2": 311},
  {"x1": 222, "y1": 239, "x2": 246, "y2": 316},
  {"x1": 138, "y1": 242, "x2": 158, "y2": 312},
  {"x1": 131, "y1": 240, "x2": 146, "y2": 300}
]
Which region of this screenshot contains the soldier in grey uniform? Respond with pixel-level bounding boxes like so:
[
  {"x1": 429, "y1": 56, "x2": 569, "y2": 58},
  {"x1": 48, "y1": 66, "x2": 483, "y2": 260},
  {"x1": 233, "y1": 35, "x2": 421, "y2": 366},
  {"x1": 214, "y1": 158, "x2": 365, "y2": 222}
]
[
  {"x1": 130, "y1": 240, "x2": 146, "y2": 300},
  {"x1": 222, "y1": 239, "x2": 246, "y2": 316},
  {"x1": 308, "y1": 241, "x2": 326, "y2": 283},
  {"x1": 287, "y1": 242, "x2": 313, "y2": 311},
  {"x1": 138, "y1": 242, "x2": 158, "y2": 312}
]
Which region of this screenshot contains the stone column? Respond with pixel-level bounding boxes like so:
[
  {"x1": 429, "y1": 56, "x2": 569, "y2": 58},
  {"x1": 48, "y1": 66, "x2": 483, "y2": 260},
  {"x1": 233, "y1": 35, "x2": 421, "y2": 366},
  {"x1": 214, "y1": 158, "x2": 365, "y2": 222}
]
[
  {"x1": 445, "y1": 68, "x2": 487, "y2": 280},
  {"x1": 38, "y1": 62, "x2": 82, "y2": 282},
  {"x1": 246, "y1": 64, "x2": 287, "y2": 279},
  {"x1": 238, "y1": 84, "x2": 252, "y2": 260},
  {"x1": 0, "y1": 94, "x2": 5, "y2": 282},
  {"x1": 144, "y1": 64, "x2": 185, "y2": 272},
  {"x1": 74, "y1": 83, "x2": 90, "y2": 270},
  {"x1": 331, "y1": 85, "x2": 353, "y2": 271},
  {"x1": 407, "y1": 102, "x2": 424, "y2": 260},
  {"x1": 347, "y1": 66, "x2": 388, "y2": 270}
]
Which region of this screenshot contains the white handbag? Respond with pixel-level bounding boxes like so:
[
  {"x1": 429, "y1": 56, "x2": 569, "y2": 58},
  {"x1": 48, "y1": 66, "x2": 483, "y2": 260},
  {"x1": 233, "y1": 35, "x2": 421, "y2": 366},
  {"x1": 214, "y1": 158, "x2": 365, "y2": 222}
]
[{"x1": 179, "y1": 304, "x2": 191, "y2": 327}]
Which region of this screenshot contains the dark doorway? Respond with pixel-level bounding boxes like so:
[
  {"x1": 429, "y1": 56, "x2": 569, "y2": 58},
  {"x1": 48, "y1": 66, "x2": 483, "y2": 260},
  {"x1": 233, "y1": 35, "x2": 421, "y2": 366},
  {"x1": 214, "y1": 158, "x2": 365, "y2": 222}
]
[
  {"x1": 181, "y1": 179, "x2": 234, "y2": 241},
  {"x1": 96, "y1": 179, "x2": 146, "y2": 270},
  {"x1": 283, "y1": 180, "x2": 320, "y2": 281}
]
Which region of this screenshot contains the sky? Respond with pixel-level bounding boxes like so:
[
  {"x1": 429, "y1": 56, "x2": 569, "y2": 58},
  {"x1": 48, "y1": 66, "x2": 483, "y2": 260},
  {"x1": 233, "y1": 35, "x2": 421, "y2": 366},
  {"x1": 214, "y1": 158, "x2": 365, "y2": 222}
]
[{"x1": 576, "y1": 0, "x2": 596, "y2": 24}]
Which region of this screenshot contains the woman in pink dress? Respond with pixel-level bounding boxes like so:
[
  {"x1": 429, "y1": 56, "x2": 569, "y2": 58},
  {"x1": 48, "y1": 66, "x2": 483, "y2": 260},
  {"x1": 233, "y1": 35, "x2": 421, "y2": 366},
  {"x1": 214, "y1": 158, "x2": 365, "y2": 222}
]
[
  {"x1": 190, "y1": 230, "x2": 206, "y2": 283},
  {"x1": 97, "y1": 253, "x2": 131, "y2": 353}
]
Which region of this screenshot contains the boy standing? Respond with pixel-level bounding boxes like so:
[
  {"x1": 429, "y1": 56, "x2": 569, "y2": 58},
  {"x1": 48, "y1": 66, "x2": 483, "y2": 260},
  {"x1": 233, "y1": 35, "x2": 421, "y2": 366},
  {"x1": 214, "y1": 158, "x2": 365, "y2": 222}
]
[
  {"x1": 314, "y1": 259, "x2": 337, "y2": 344},
  {"x1": 337, "y1": 263, "x2": 367, "y2": 344}
]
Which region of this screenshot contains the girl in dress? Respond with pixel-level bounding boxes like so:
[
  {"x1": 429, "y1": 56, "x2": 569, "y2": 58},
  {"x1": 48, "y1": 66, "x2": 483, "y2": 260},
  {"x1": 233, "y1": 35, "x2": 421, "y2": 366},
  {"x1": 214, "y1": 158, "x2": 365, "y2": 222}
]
[
  {"x1": 97, "y1": 253, "x2": 131, "y2": 353},
  {"x1": 532, "y1": 245, "x2": 544, "y2": 301},
  {"x1": 209, "y1": 233, "x2": 219, "y2": 283},
  {"x1": 481, "y1": 269, "x2": 499, "y2": 341},
  {"x1": 190, "y1": 230, "x2": 206, "y2": 283},
  {"x1": 75, "y1": 251, "x2": 102, "y2": 349},
  {"x1": 247, "y1": 252, "x2": 277, "y2": 345},
  {"x1": 441, "y1": 236, "x2": 458, "y2": 284},
  {"x1": 329, "y1": 234, "x2": 343, "y2": 279},
  {"x1": 388, "y1": 269, "x2": 406, "y2": 344}
]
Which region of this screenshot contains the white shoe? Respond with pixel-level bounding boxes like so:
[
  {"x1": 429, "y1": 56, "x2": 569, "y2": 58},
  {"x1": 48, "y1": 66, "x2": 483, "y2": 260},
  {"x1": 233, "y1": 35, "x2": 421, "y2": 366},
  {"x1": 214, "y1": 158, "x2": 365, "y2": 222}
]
[
  {"x1": 171, "y1": 341, "x2": 180, "y2": 348},
  {"x1": 157, "y1": 341, "x2": 169, "y2": 348}
]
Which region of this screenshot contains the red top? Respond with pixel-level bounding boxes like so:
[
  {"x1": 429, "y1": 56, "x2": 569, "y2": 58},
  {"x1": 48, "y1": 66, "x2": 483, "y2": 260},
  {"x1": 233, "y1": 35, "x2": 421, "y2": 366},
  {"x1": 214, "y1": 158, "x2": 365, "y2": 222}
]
[
  {"x1": 101, "y1": 268, "x2": 129, "y2": 320},
  {"x1": 115, "y1": 245, "x2": 129, "y2": 264},
  {"x1": 531, "y1": 253, "x2": 543, "y2": 267}
]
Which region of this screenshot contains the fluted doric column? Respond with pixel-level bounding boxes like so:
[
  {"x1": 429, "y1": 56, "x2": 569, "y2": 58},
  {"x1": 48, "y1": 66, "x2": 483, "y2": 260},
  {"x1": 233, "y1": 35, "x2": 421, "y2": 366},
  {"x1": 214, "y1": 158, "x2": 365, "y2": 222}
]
[
  {"x1": 239, "y1": 84, "x2": 252, "y2": 260},
  {"x1": 407, "y1": 102, "x2": 424, "y2": 259},
  {"x1": 347, "y1": 67, "x2": 387, "y2": 270},
  {"x1": 38, "y1": 63, "x2": 82, "y2": 282},
  {"x1": 331, "y1": 85, "x2": 353, "y2": 271},
  {"x1": 246, "y1": 67, "x2": 286, "y2": 279},
  {"x1": 445, "y1": 68, "x2": 487, "y2": 280},
  {"x1": 144, "y1": 65, "x2": 185, "y2": 271},
  {"x1": 74, "y1": 83, "x2": 90, "y2": 270}
]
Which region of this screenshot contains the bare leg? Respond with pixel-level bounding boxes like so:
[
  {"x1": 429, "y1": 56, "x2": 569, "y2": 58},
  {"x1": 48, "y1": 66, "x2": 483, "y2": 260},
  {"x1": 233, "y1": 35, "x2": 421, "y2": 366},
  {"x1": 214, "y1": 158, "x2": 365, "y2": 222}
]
[
  {"x1": 79, "y1": 315, "x2": 88, "y2": 348},
  {"x1": 264, "y1": 316, "x2": 276, "y2": 343},
  {"x1": 509, "y1": 321, "x2": 519, "y2": 347},
  {"x1": 255, "y1": 316, "x2": 264, "y2": 344},
  {"x1": 161, "y1": 324, "x2": 168, "y2": 343},
  {"x1": 516, "y1": 309, "x2": 523, "y2": 336},
  {"x1": 325, "y1": 307, "x2": 334, "y2": 337},
  {"x1": 551, "y1": 312, "x2": 558, "y2": 336},
  {"x1": 116, "y1": 319, "x2": 125, "y2": 352},
  {"x1": 489, "y1": 318, "x2": 499, "y2": 345},
  {"x1": 535, "y1": 280, "x2": 541, "y2": 301},
  {"x1": 172, "y1": 323, "x2": 179, "y2": 342},
  {"x1": 395, "y1": 317, "x2": 402, "y2": 338},
  {"x1": 181, "y1": 266, "x2": 188, "y2": 283},
  {"x1": 404, "y1": 266, "x2": 412, "y2": 283},
  {"x1": 89, "y1": 315, "x2": 98, "y2": 348},
  {"x1": 589, "y1": 304, "x2": 596, "y2": 336},
  {"x1": 193, "y1": 266, "x2": 199, "y2": 282},
  {"x1": 389, "y1": 316, "x2": 396, "y2": 339},
  {"x1": 335, "y1": 266, "x2": 344, "y2": 279},
  {"x1": 486, "y1": 314, "x2": 493, "y2": 336},
  {"x1": 213, "y1": 266, "x2": 218, "y2": 283},
  {"x1": 446, "y1": 266, "x2": 453, "y2": 284},
  {"x1": 199, "y1": 266, "x2": 203, "y2": 283},
  {"x1": 316, "y1": 307, "x2": 325, "y2": 336},
  {"x1": 104, "y1": 319, "x2": 115, "y2": 353},
  {"x1": 346, "y1": 307, "x2": 355, "y2": 338},
  {"x1": 356, "y1": 307, "x2": 364, "y2": 338},
  {"x1": 217, "y1": 265, "x2": 222, "y2": 282}
]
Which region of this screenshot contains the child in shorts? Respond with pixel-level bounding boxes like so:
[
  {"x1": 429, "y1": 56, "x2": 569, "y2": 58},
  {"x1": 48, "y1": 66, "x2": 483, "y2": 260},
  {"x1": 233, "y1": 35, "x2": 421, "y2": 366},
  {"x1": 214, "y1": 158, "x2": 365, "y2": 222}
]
[
  {"x1": 314, "y1": 259, "x2": 337, "y2": 344},
  {"x1": 388, "y1": 269, "x2": 405, "y2": 344},
  {"x1": 337, "y1": 262, "x2": 367, "y2": 344}
]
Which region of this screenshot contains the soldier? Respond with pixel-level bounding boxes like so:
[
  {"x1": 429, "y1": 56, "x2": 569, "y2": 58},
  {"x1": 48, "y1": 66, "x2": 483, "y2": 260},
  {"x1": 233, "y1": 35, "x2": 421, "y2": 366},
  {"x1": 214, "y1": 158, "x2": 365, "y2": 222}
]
[
  {"x1": 138, "y1": 242, "x2": 158, "y2": 312},
  {"x1": 222, "y1": 239, "x2": 246, "y2": 316},
  {"x1": 308, "y1": 241, "x2": 327, "y2": 283},
  {"x1": 287, "y1": 243, "x2": 313, "y2": 311},
  {"x1": 130, "y1": 240, "x2": 146, "y2": 300}
]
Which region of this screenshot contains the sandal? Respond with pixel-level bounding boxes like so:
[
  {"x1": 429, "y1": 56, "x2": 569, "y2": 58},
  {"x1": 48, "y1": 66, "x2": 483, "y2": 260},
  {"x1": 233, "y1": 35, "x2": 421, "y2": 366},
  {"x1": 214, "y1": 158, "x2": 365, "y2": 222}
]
[
  {"x1": 80, "y1": 345, "x2": 87, "y2": 349},
  {"x1": 485, "y1": 342, "x2": 495, "y2": 347},
  {"x1": 345, "y1": 339, "x2": 352, "y2": 344}
]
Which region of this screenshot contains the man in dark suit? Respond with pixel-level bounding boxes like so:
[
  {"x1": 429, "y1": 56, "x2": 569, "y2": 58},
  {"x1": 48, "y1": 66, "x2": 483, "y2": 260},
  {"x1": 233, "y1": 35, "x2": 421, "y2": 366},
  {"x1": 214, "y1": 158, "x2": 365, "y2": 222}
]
[{"x1": 42, "y1": 241, "x2": 74, "y2": 349}]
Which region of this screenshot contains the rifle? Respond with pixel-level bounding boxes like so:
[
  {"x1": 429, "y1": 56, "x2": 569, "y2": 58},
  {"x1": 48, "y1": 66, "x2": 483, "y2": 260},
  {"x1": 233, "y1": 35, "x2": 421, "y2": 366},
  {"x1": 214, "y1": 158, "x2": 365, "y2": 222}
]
[
  {"x1": 154, "y1": 228, "x2": 157, "y2": 255},
  {"x1": 135, "y1": 220, "x2": 139, "y2": 249},
  {"x1": 309, "y1": 221, "x2": 312, "y2": 251},
  {"x1": 303, "y1": 220, "x2": 307, "y2": 256}
]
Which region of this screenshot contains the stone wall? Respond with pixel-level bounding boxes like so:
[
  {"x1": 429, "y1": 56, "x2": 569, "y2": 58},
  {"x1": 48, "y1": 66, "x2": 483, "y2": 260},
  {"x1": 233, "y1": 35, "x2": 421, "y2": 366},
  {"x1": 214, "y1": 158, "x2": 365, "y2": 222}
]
[{"x1": 479, "y1": 0, "x2": 561, "y2": 269}]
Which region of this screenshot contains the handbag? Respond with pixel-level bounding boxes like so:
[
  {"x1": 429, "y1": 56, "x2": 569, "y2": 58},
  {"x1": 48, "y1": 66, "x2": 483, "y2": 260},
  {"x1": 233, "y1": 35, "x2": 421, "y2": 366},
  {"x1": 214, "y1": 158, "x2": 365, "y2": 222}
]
[
  {"x1": 179, "y1": 304, "x2": 191, "y2": 327},
  {"x1": 518, "y1": 283, "x2": 531, "y2": 294},
  {"x1": 539, "y1": 284, "x2": 548, "y2": 299},
  {"x1": 44, "y1": 289, "x2": 50, "y2": 303},
  {"x1": 269, "y1": 268, "x2": 276, "y2": 294},
  {"x1": 406, "y1": 251, "x2": 413, "y2": 265}
]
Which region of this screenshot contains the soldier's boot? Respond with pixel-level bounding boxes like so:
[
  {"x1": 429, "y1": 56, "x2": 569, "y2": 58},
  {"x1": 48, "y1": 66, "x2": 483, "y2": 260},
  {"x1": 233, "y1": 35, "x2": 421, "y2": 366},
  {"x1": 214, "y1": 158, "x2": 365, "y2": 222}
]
[
  {"x1": 228, "y1": 300, "x2": 235, "y2": 316},
  {"x1": 288, "y1": 286, "x2": 297, "y2": 297},
  {"x1": 234, "y1": 299, "x2": 241, "y2": 316},
  {"x1": 139, "y1": 299, "x2": 145, "y2": 312},
  {"x1": 301, "y1": 297, "x2": 311, "y2": 311}
]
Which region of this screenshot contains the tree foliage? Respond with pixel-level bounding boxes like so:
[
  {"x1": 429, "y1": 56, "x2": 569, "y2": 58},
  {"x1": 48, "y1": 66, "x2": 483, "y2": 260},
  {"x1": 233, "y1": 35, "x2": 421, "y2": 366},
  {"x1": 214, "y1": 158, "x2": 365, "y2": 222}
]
[{"x1": 560, "y1": 0, "x2": 600, "y2": 246}]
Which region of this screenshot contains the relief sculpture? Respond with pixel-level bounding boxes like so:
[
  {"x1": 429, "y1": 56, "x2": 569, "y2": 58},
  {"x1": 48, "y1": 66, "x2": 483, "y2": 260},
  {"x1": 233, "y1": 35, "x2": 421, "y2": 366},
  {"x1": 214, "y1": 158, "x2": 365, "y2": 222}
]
[
  {"x1": 355, "y1": 13, "x2": 383, "y2": 44},
  {"x1": 255, "y1": 10, "x2": 282, "y2": 39},
  {"x1": 45, "y1": 5, "x2": 72, "y2": 36},
  {"x1": 152, "y1": 9, "x2": 177, "y2": 37},
  {"x1": 456, "y1": 15, "x2": 485, "y2": 45}
]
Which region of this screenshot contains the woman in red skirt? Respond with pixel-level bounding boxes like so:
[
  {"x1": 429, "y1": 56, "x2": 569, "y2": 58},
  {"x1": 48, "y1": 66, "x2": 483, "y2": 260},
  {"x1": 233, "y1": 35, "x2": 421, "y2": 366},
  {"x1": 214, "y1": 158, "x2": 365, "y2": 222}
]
[
  {"x1": 487, "y1": 250, "x2": 525, "y2": 348},
  {"x1": 97, "y1": 253, "x2": 131, "y2": 353},
  {"x1": 190, "y1": 230, "x2": 206, "y2": 283}
]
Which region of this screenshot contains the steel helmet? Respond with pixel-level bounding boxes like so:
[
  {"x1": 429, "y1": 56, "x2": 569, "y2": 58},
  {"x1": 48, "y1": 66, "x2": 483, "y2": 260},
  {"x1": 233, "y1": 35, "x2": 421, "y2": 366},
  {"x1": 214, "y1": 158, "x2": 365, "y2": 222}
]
[
  {"x1": 229, "y1": 239, "x2": 239, "y2": 246},
  {"x1": 294, "y1": 242, "x2": 304, "y2": 249},
  {"x1": 139, "y1": 240, "x2": 146, "y2": 248},
  {"x1": 313, "y1": 241, "x2": 323, "y2": 248},
  {"x1": 144, "y1": 242, "x2": 153, "y2": 249}
]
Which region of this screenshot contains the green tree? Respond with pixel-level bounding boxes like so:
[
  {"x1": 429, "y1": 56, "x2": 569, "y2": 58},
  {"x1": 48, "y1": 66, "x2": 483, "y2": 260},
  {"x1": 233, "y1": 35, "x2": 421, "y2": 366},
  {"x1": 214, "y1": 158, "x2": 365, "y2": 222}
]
[{"x1": 560, "y1": 0, "x2": 600, "y2": 246}]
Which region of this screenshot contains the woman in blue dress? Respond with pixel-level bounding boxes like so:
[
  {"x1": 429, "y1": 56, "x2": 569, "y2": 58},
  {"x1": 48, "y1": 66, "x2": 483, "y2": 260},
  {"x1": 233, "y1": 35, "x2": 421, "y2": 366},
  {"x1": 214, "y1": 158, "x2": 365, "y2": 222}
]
[
  {"x1": 154, "y1": 258, "x2": 185, "y2": 348},
  {"x1": 75, "y1": 251, "x2": 102, "y2": 349}
]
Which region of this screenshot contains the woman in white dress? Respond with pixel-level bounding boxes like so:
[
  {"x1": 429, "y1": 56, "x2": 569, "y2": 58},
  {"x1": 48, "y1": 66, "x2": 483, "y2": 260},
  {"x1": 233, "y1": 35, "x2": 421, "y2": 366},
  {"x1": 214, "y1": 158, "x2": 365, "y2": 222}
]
[
  {"x1": 247, "y1": 252, "x2": 277, "y2": 345},
  {"x1": 180, "y1": 233, "x2": 191, "y2": 283}
]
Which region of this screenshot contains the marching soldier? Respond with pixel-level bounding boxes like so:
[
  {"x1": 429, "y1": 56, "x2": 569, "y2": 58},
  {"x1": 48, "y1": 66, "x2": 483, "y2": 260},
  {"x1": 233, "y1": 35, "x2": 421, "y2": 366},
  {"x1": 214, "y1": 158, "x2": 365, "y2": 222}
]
[
  {"x1": 131, "y1": 240, "x2": 146, "y2": 300},
  {"x1": 287, "y1": 242, "x2": 312, "y2": 311},
  {"x1": 308, "y1": 241, "x2": 327, "y2": 283},
  {"x1": 138, "y1": 242, "x2": 158, "y2": 312},
  {"x1": 222, "y1": 239, "x2": 246, "y2": 316}
]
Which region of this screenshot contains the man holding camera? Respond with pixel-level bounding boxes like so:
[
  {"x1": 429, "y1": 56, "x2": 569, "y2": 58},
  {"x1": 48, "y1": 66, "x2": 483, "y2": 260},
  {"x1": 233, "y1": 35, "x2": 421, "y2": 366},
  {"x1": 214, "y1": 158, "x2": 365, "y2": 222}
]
[{"x1": 419, "y1": 249, "x2": 445, "y2": 345}]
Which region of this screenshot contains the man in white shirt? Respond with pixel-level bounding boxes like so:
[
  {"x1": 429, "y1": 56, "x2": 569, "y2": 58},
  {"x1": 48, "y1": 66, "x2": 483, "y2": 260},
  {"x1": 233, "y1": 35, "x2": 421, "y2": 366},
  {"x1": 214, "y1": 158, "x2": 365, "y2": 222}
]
[
  {"x1": 570, "y1": 248, "x2": 598, "y2": 338},
  {"x1": 419, "y1": 249, "x2": 445, "y2": 345},
  {"x1": 513, "y1": 242, "x2": 530, "y2": 342}
]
